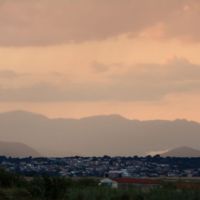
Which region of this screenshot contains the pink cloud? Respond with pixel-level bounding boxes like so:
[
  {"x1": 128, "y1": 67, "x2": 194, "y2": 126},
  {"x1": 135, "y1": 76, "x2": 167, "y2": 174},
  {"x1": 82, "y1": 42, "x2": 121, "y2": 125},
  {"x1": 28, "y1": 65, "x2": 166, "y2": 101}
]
[{"x1": 0, "y1": 0, "x2": 192, "y2": 46}]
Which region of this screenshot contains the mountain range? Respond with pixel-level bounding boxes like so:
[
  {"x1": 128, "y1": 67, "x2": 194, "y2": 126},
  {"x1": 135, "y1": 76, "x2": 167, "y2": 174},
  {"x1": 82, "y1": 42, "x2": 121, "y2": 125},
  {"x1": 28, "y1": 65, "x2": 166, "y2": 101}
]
[{"x1": 1, "y1": 110, "x2": 200, "y2": 157}]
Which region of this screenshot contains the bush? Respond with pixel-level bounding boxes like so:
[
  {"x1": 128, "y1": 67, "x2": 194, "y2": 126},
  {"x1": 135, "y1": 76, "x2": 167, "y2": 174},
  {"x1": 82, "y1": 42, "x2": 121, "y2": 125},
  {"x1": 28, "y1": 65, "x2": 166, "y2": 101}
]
[{"x1": 0, "y1": 168, "x2": 20, "y2": 188}]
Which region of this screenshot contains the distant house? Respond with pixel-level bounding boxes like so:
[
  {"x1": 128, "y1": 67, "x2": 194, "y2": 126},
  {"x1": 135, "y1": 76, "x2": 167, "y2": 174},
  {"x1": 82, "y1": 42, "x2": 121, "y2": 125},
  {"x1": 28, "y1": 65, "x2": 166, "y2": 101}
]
[
  {"x1": 99, "y1": 178, "x2": 161, "y2": 190},
  {"x1": 99, "y1": 178, "x2": 118, "y2": 189},
  {"x1": 106, "y1": 169, "x2": 130, "y2": 178}
]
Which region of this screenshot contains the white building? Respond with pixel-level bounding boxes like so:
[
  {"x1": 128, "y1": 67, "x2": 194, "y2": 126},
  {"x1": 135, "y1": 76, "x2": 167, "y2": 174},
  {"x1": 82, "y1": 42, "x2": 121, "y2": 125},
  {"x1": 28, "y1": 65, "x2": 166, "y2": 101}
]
[{"x1": 99, "y1": 178, "x2": 118, "y2": 189}]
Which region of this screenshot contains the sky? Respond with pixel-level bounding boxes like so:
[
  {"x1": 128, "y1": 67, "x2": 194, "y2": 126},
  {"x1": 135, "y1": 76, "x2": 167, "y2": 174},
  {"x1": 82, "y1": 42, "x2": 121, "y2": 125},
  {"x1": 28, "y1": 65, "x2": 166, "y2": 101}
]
[{"x1": 1, "y1": 0, "x2": 200, "y2": 121}]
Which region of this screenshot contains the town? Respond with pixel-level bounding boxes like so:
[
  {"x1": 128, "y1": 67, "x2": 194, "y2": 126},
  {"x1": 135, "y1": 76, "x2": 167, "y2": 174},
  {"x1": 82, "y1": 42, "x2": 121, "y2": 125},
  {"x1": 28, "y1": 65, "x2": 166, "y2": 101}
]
[{"x1": 1, "y1": 155, "x2": 200, "y2": 178}]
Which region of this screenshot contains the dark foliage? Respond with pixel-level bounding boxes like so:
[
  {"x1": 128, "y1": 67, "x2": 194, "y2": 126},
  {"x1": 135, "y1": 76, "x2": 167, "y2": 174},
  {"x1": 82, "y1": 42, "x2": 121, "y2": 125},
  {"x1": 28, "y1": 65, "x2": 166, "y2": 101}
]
[{"x1": 0, "y1": 168, "x2": 199, "y2": 200}]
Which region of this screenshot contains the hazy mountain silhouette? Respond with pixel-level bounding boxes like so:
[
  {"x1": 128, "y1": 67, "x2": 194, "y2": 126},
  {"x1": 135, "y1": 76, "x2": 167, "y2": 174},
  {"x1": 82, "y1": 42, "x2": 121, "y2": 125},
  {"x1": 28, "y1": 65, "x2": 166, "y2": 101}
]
[
  {"x1": 161, "y1": 146, "x2": 200, "y2": 157},
  {"x1": 0, "y1": 141, "x2": 40, "y2": 157},
  {"x1": 0, "y1": 110, "x2": 200, "y2": 157}
]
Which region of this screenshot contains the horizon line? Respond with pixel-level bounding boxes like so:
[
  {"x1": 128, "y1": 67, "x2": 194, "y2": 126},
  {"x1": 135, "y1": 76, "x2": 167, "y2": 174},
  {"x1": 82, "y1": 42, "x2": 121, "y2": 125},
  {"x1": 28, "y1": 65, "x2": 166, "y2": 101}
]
[{"x1": 0, "y1": 109, "x2": 199, "y2": 123}]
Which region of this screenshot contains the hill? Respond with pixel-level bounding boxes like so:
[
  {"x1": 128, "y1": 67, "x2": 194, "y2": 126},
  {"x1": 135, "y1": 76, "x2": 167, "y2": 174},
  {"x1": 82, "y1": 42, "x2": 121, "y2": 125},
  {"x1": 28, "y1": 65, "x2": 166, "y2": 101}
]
[
  {"x1": 161, "y1": 146, "x2": 200, "y2": 157},
  {"x1": 0, "y1": 141, "x2": 40, "y2": 157},
  {"x1": 0, "y1": 111, "x2": 200, "y2": 156}
]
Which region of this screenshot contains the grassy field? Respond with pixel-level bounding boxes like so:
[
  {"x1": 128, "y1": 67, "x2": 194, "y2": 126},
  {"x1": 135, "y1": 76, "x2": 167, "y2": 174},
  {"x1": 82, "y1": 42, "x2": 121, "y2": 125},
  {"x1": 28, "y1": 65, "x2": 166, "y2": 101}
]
[{"x1": 0, "y1": 169, "x2": 200, "y2": 200}]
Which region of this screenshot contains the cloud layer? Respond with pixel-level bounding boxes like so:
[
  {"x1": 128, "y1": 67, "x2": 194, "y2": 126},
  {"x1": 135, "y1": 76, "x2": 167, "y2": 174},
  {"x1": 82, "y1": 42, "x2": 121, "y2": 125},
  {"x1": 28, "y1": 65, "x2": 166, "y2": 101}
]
[
  {"x1": 0, "y1": 0, "x2": 199, "y2": 46},
  {"x1": 0, "y1": 58, "x2": 200, "y2": 102}
]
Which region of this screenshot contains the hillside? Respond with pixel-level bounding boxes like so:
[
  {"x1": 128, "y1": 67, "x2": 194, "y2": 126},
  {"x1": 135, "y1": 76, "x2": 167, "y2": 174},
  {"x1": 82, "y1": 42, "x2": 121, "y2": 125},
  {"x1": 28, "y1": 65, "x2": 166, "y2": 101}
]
[
  {"x1": 161, "y1": 146, "x2": 200, "y2": 157},
  {"x1": 0, "y1": 141, "x2": 40, "y2": 157}
]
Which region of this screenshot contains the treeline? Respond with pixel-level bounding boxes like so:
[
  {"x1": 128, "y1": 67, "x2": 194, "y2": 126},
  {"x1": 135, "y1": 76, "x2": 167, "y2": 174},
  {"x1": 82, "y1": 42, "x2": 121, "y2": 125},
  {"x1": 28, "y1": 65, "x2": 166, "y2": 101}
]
[{"x1": 0, "y1": 168, "x2": 200, "y2": 200}]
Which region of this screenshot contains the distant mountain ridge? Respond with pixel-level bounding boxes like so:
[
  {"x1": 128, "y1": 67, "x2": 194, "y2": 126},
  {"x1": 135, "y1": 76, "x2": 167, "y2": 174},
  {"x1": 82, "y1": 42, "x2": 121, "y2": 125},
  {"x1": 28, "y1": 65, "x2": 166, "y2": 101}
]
[
  {"x1": 0, "y1": 110, "x2": 200, "y2": 157},
  {"x1": 161, "y1": 146, "x2": 200, "y2": 157},
  {"x1": 0, "y1": 141, "x2": 40, "y2": 157}
]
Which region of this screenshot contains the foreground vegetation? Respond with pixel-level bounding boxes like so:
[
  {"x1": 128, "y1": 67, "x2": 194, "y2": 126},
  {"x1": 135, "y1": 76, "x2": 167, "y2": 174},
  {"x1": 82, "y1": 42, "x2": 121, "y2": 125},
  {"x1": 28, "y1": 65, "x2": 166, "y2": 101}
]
[{"x1": 0, "y1": 168, "x2": 200, "y2": 200}]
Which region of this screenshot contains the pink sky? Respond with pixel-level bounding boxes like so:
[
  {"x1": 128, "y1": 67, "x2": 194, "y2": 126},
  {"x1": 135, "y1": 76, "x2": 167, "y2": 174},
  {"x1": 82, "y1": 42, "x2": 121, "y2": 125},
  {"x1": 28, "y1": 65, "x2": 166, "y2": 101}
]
[{"x1": 1, "y1": 0, "x2": 200, "y2": 121}]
